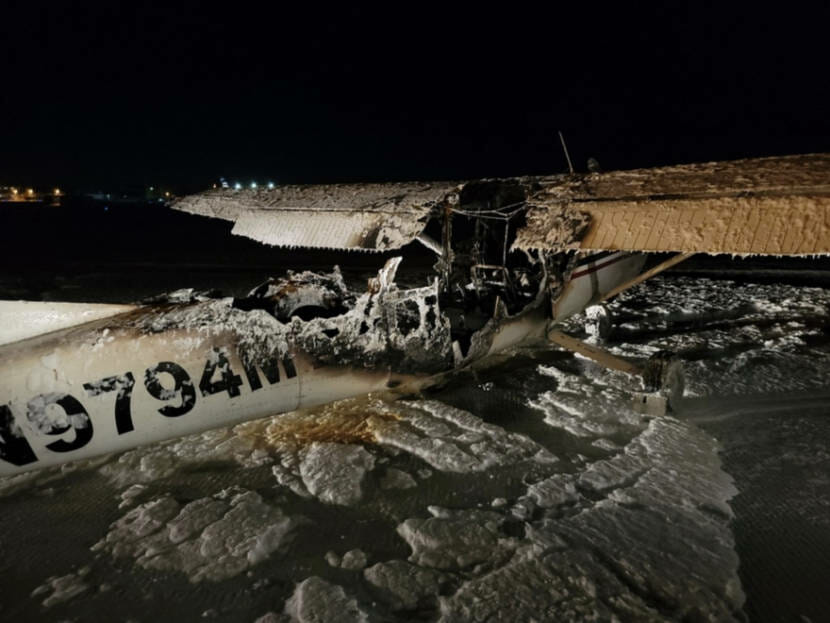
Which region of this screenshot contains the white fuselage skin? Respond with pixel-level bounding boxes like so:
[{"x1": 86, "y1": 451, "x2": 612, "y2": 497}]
[{"x1": 0, "y1": 252, "x2": 645, "y2": 476}]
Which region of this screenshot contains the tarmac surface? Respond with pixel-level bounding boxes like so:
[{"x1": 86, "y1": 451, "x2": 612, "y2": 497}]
[{"x1": 1, "y1": 269, "x2": 828, "y2": 621}]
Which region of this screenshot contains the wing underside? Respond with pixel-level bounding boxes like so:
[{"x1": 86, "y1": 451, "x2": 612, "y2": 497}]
[{"x1": 173, "y1": 181, "x2": 461, "y2": 252}]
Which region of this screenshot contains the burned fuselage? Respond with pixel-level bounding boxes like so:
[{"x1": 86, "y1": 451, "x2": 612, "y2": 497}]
[
  {"x1": 0, "y1": 186, "x2": 580, "y2": 476},
  {"x1": 0, "y1": 173, "x2": 649, "y2": 475}
]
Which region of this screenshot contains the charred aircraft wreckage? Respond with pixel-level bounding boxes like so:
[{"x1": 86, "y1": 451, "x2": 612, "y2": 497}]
[{"x1": 2, "y1": 154, "x2": 830, "y2": 475}]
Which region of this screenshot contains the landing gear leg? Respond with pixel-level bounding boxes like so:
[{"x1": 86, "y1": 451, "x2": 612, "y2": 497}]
[
  {"x1": 638, "y1": 350, "x2": 685, "y2": 413},
  {"x1": 547, "y1": 329, "x2": 684, "y2": 416},
  {"x1": 584, "y1": 305, "x2": 612, "y2": 341}
]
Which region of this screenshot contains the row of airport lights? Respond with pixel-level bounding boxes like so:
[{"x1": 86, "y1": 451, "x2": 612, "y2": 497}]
[
  {"x1": 8, "y1": 187, "x2": 62, "y2": 197},
  {"x1": 224, "y1": 181, "x2": 276, "y2": 191},
  {"x1": 147, "y1": 182, "x2": 275, "y2": 196},
  {"x1": 145, "y1": 182, "x2": 277, "y2": 194},
  {"x1": 8, "y1": 184, "x2": 279, "y2": 198}
]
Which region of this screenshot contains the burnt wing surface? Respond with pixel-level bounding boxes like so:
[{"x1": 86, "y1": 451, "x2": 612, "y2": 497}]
[
  {"x1": 173, "y1": 181, "x2": 462, "y2": 252},
  {"x1": 515, "y1": 153, "x2": 830, "y2": 255},
  {"x1": 175, "y1": 153, "x2": 830, "y2": 257}
]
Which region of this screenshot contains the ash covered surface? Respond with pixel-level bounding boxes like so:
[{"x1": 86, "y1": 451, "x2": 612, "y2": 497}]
[{"x1": 2, "y1": 274, "x2": 830, "y2": 621}]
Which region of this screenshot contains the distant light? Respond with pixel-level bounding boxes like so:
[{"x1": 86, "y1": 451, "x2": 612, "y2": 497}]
[
  {"x1": 164, "y1": 191, "x2": 170, "y2": 197},
  {"x1": 234, "y1": 182, "x2": 242, "y2": 190},
  {"x1": 212, "y1": 183, "x2": 217, "y2": 189},
  {"x1": 11, "y1": 188, "x2": 17, "y2": 195},
  {"x1": 149, "y1": 186, "x2": 154, "y2": 191},
  {"x1": 250, "y1": 182, "x2": 257, "y2": 189},
  {"x1": 27, "y1": 188, "x2": 33, "y2": 195},
  {"x1": 54, "y1": 188, "x2": 61, "y2": 196},
  {"x1": 267, "y1": 181, "x2": 275, "y2": 189}
]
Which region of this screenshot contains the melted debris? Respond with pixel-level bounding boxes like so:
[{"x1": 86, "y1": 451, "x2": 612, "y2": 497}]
[
  {"x1": 119, "y1": 229, "x2": 554, "y2": 375},
  {"x1": 123, "y1": 260, "x2": 455, "y2": 374},
  {"x1": 166, "y1": 176, "x2": 561, "y2": 378}
]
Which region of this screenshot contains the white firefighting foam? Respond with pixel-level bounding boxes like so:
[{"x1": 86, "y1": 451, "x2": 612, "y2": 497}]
[
  {"x1": 92, "y1": 487, "x2": 302, "y2": 582},
  {"x1": 8, "y1": 276, "x2": 830, "y2": 619}
]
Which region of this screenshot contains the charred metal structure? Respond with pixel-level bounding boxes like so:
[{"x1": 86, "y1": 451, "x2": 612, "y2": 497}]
[
  {"x1": 173, "y1": 153, "x2": 830, "y2": 377},
  {"x1": 173, "y1": 176, "x2": 580, "y2": 377},
  {"x1": 3, "y1": 154, "x2": 830, "y2": 474}
]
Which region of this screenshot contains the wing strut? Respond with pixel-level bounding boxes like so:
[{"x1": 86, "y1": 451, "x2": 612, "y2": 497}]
[
  {"x1": 547, "y1": 329, "x2": 643, "y2": 375},
  {"x1": 599, "y1": 252, "x2": 694, "y2": 303}
]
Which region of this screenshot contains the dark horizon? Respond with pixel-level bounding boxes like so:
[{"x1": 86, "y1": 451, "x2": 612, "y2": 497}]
[{"x1": 3, "y1": 4, "x2": 829, "y2": 191}]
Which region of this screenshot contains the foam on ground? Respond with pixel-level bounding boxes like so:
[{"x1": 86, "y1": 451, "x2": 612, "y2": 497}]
[
  {"x1": 92, "y1": 487, "x2": 301, "y2": 582},
  {"x1": 436, "y1": 417, "x2": 742, "y2": 621},
  {"x1": 283, "y1": 576, "x2": 370, "y2": 623},
  {"x1": 370, "y1": 400, "x2": 557, "y2": 472}
]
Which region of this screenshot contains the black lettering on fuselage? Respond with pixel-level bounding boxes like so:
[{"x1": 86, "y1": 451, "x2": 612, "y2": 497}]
[
  {"x1": 26, "y1": 393, "x2": 93, "y2": 453},
  {"x1": 199, "y1": 348, "x2": 243, "y2": 398},
  {"x1": 242, "y1": 357, "x2": 280, "y2": 391},
  {"x1": 144, "y1": 362, "x2": 197, "y2": 417},
  {"x1": 239, "y1": 351, "x2": 297, "y2": 392},
  {"x1": 1, "y1": 346, "x2": 302, "y2": 469},
  {"x1": 84, "y1": 373, "x2": 136, "y2": 434},
  {"x1": 0, "y1": 404, "x2": 38, "y2": 466}
]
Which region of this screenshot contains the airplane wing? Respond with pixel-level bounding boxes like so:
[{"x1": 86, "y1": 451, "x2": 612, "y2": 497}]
[
  {"x1": 175, "y1": 154, "x2": 830, "y2": 258},
  {"x1": 513, "y1": 154, "x2": 830, "y2": 256},
  {"x1": 173, "y1": 180, "x2": 462, "y2": 252}
]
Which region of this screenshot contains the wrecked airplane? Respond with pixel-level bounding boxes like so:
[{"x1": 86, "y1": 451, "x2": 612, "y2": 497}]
[{"x1": 2, "y1": 153, "x2": 830, "y2": 474}]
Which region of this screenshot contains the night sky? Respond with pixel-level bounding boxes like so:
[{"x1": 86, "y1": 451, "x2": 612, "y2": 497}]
[{"x1": 2, "y1": 3, "x2": 829, "y2": 192}]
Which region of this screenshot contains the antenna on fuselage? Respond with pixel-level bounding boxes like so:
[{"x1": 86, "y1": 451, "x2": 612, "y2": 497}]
[{"x1": 558, "y1": 130, "x2": 575, "y2": 175}]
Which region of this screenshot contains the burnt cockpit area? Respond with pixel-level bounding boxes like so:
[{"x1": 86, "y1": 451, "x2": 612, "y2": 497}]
[
  {"x1": 165, "y1": 178, "x2": 576, "y2": 374},
  {"x1": 234, "y1": 269, "x2": 353, "y2": 322},
  {"x1": 219, "y1": 178, "x2": 573, "y2": 372},
  {"x1": 413, "y1": 179, "x2": 569, "y2": 359},
  {"x1": 230, "y1": 261, "x2": 454, "y2": 374}
]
